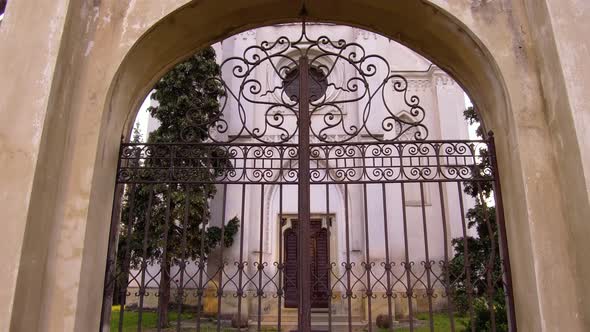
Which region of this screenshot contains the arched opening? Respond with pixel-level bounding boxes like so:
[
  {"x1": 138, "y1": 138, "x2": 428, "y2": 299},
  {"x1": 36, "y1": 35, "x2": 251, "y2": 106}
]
[
  {"x1": 99, "y1": 20, "x2": 515, "y2": 331},
  {"x1": 91, "y1": 3, "x2": 520, "y2": 331}
]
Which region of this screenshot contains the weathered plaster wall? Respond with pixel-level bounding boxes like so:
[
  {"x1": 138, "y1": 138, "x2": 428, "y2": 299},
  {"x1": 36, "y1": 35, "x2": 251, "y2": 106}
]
[
  {"x1": 0, "y1": 1, "x2": 588, "y2": 331},
  {"x1": 0, "y1": 1, "x2": 71, "y2": 331},
  {"x1": 523, "y1": 1, "x2": 590, "y2": 328},
  {"x1": 540, "y1": 0, "x2": 590, "y2": 198},
  {"x1": 1, "y1": 1, "x2": 191, "y2": 331}
]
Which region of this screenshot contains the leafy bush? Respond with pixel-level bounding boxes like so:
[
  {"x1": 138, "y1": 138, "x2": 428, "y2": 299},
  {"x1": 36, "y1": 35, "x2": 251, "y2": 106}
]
[{"x1": 449, "y1": 107, "x2": 508, "y2": 331}]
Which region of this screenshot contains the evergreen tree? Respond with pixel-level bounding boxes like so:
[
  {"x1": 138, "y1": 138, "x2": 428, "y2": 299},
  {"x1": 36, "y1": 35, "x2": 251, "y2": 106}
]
[
  {"x1": 116, "y1": 48, "x2": 239, "y2": 328},
  {"x1": 449, "y1": 106, "x2": 507, "y2": 331}
]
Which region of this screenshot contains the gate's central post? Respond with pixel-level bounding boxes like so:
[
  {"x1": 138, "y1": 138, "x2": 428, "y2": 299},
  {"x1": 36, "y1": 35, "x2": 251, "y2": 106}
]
[{"x1": 297, "y1": 55, "x2": 312, "y2": 332}]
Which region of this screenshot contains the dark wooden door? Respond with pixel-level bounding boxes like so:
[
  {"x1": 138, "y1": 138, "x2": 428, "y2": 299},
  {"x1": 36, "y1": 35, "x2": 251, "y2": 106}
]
[
  {"x1": 311, "y1": 225, "x2": 329, "y2": 308},
  {"x1": 284, "y1": 226, "x2": 299, "y2": 308},
  {"x1": 284, "y1": 220, "x2": 329, "y2": 308}
]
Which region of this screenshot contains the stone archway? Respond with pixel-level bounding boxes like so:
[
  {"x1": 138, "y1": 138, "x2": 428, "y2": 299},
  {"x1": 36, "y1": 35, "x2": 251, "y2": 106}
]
[{"x1": 2, "y1": 1, "x2": 589, "y2": 332}]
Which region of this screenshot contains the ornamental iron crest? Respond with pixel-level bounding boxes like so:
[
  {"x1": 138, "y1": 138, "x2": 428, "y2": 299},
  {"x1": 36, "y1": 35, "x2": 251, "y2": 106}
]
[{"x1": 185, "y1": 21, "x2": 428, "y2": 144}]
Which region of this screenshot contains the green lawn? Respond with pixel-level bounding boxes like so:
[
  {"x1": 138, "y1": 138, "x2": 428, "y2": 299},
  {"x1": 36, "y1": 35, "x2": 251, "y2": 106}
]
[
  {"x1": 109, "y1": 305, "x2": 281, "y2": 332},
  {"x1": 110, "y1": 305, "x2": 199, "y2": 332},
  {"x1": 391, "y1": 313, "x2": 469, "y2": 332},
  {"x1": 111, "y1": 306, "x2": 467, "y2": 332}
]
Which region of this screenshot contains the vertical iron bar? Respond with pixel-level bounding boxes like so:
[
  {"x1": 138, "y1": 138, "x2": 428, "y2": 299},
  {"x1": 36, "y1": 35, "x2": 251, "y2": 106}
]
[
  {"x1": 277, "y1": 183, "x2": 284, "y2": 332},
  {"x1": 437, "y1": 182, "x2": 455, "y2": 332},
  {"x1": 101, "y1": 182, "x2": 124, "y2": 332},
  {"x1": 257, "y1": 184, "x2": 265, "y2": 331},
  {"x1": 297, "y1": 56, "x2": 312, "y2": 332},
  {"x1": 488, "y1": 132, "x2": 517, "y2": 332},
  {"x1": 344, "y1": 184, "x2": 353, "y2": 332},
  {"x1": 476, "y1": 182, "x2": 497, "y2": 332},
  {"x1": 196, "y1": 194, "x2": 209, "y2": 332},
  {"x1": 457, "y1": 182, "x2": 475, "y2": 332},
  {"x1": 100, "y1": 139, "x2": 125, "y2": 331},
  {"x1": 326, "y1": 183, "x2": 333, "y2": 332},
  {"x1": 419, "y1": 183, "x2": 435, "y2": 332},
  {"x1": 216, "y1": 184, "x2": 228, "y2": 332},
  {"x1": 118, "y1": 183, "x2": 136, "y2": 332},
  {"x1": 277, "y1": 146, "x2": 285, "y2": 332},
  {"x1": 381, "y1": 183, "x2": 395, "y2": 332},
  {"x1": 176, "y1": 186, "x2": 191, "y2": 332},
  {"x1": 400, "y1": 183, "x2": 414, "y2": 332},
  {"x1": 363, "y1": 184, "x2": 373, "y2": 332},
  {"x1": 236, "y1": 184, "x2": 247, "y2": 331},
  {"x1": 157, "y1": 185, "x2": 172, "y2": 332},
  {"x1": 137, "y1": 187, "x2": 155, "y2": 332}
]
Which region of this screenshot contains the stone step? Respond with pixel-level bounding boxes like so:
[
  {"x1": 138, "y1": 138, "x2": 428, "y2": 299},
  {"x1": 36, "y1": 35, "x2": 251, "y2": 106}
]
[
  {"x1": 257, "y1": 313, "x2": 363, "y2": 323},
  {"x1": 252, "y1": 320, "x2": 368, "y2": 332}
]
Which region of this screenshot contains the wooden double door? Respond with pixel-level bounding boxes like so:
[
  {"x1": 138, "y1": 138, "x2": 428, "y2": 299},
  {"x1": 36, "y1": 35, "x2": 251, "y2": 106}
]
[{"x1": 284, "y1": 219, "x2": 330, "y2": 308}]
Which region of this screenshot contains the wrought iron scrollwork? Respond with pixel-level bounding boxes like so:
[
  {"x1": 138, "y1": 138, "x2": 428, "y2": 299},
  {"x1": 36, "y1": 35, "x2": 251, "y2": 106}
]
[
  {"x1": 117, "y1": 140, "x2": 492, "y2": 184},
  {"x1": 118, "y1": 143, "x2": 299, "y2": 184},
  {"x1": 180, "y1": 22, "x2": 428, "y2": 144}
]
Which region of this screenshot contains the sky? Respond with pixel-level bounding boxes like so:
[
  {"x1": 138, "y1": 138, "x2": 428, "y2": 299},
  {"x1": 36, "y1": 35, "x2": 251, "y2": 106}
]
[{"x1": 133, "y1": 92, "x2": 153, "y2": 142}]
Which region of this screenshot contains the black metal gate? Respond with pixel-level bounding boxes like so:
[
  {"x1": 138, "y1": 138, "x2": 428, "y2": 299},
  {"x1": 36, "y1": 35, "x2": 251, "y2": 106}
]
[{"x1": 101, "y1": 22, "x2": 516, "y2": 332}]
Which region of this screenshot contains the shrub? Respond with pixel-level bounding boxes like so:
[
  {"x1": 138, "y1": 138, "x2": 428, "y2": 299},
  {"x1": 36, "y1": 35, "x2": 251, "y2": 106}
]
[{"x1": 376, "y1": 314, "x2": 392, "y2": 329}]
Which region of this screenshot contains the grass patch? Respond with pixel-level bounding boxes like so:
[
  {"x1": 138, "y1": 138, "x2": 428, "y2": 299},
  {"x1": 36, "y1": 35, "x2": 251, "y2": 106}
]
[
  {"x1": 111, "y1": 306, "x2": 467, "y2": 332},
  {"x1": 110, "y1": 305, "x2": 198, "y2": 332},
  {"x1": 393, "y1": 313, "x2": 469, "y2": 332},
  {"x1": 110, "y1": 305, "x2": 281, "y2": 332}
]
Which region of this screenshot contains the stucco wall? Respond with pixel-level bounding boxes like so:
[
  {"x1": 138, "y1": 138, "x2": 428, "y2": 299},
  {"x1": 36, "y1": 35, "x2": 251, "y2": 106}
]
[{"x1": 522, "y1": 1, "x2": 590, "y2": 328}]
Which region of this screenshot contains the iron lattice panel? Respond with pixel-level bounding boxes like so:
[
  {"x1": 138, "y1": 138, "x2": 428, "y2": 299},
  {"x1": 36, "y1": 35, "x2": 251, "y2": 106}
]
[{"x1": 117, "y1": 140, "x2": 493, "y2": 185}]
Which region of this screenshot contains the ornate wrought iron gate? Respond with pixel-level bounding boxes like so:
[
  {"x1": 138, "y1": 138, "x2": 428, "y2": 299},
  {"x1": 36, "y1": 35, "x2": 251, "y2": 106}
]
[{"x1": 101, "y1": 22, "x2": 516, "y2": 332}]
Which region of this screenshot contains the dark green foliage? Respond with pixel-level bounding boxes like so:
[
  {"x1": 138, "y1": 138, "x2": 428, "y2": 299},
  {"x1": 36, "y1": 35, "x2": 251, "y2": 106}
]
[
  {"x1": 147, "y1": 47, "x2": 224, "y2": 144},
  {"x1": 449, "y1": 106, "x2": 507, "y2": 331},
  {"x1": 448, "y1": 199, "x2": 503, "y2": 314},
  {"x1": 116, "y1": 47, "x2": 239, "y2": 327},
  {"x1": 462, "y1": 107, "x2": 485, "y2": 139},
  {"x1": 470, "y1": 291, "x2": 508, "y2": 332},
  {"x1": 462, "y1": 106, "x2": 493, "y2": 197}
]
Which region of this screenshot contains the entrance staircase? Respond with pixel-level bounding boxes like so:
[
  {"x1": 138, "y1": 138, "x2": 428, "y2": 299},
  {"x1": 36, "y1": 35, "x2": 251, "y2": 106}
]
[{"x1": 254, "y1": 308, "x2": 367, "y2": 332}]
